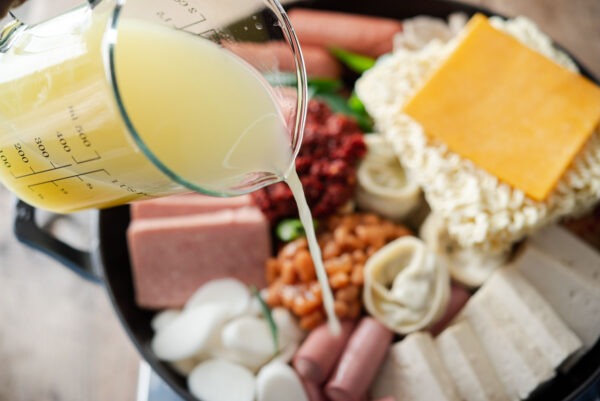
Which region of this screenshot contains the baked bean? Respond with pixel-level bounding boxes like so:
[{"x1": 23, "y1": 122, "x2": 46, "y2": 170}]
[
  {"x1": 322, "y1": 241, "x2": 341, "y2": 259},
  {"x1": 371, "y1": 237, "x2": 386, "y2": 250},
  {"x1": 280, "y1": 285, "x2": 301, "y2": 309},
  {"x1": 292, "y1": 291, "x2": 322, "y2": 316},
  {"x1": 351, "y1": 265, "x2": 364, "y2": 286},
  {"x1": 324, "y1": 254, "x2": 353, "y2": 275},
  {"x1": 347, "y1": 300, "x2": 362, "y2": 319},
  {"x1": 266, "y1": 259, "x2": 280, "y2": 284},
  {"x1": 366, "y1": 246, "x2": 378, "y2": 257},
  {"x1": 294, "y1": 249, "x2": 316, "y2": 282},
  {"x1": 329, "y1": 271, "x2": 351, "y2": 289},
  {"x1": 280, "y1": 260, "x2": 297, "y2": 285},
  {"x1": 339, "y1": 234, "x2": 365, "y2": 252},
  {"x1": 334, "y1": 300, "x2": 349, "y2": 318},
  {"x1": 265, "y1": 284, "x2": 282, "y2": 306},
  {"x1": 333, "y1": 226, "x2": 350, "y2": 245},
  {"x1": 309, "y1": 281, "x2": 323, "y2": 299},
  {"x1": 265, "y1": 212, "x2": 411, "y2": 330},
  {"x1": 280, "y1": 238, "x2": 308, "y2": 260},
  {"x1": 351, "y1": 249, "x2": 367, "y2": 264},
  {"x1": 300, "y1": 309, "x2": 326, "y2": 330},
  {"x1": 359, "y1": 228, "x2": 386, "y2": 249},
  {"x1": 335, "y1": 285, "x2": 359, "y2": 302}
]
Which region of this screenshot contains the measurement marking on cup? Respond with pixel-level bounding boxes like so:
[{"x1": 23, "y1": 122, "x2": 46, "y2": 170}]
[
  {"x1": 199, "y1": 28, "x2": 218, "y2": 40},
  {"x1": 72, "y1": 151, "x2": 101, "y2": 164},
  {"x1": 27, "y1": 169, "x2": 110, "y2": 189},
  {"x1": 11, "y1": 162, "x2": 74, "y2": 179},
  {"x1": 178, "y1": 15, "x2": 207, "y2": 31}
]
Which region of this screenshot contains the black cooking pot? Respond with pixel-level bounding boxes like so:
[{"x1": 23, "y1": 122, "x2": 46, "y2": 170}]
[{"x1": 13, "y1": 0, "x2": 600, "y2": 400}]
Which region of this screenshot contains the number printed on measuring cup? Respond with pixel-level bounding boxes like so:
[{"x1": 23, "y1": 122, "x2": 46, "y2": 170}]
[
  {"x1": 56, "y1": 132, "x2": 72, "y2": 153},
  {"x1": 75, "y1": 125, "x2": 92, "y2": 148},
  {"x1": 153, "y1": 0, "x2": 207, "y2": 33},
  {"x1": 34, "y1": 138, "x2": 50, "y2": 158},
  {"x1": 14, "y1": 143, "x2": 30, "y2": 164},
  {"x1": 171, "y1": 0, "x2": 198, "y2": 14},
  {"x1": 0, "y1": 150, "x2": 11, "y2": 169}
]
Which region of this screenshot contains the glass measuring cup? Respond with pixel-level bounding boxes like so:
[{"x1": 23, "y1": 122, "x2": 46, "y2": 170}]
[{"x1": 0, "y1": 0, "x2": 307, "y2": 213}]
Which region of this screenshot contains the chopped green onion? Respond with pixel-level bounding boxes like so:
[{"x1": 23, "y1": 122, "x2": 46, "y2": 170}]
[
  {"x1": 329, "y1": 47, "x2": 376, "y2": 74},
  {"x1": 251, "y1": 286, "x2": 279, "y2": 354}
]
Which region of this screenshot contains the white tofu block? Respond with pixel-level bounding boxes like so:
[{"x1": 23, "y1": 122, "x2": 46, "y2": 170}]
[
  {"x1": 436, "y1": 321, "x2": 511, "y2": 401},
  {"x1": 457, "y1": 295, "x2": 555, "y2": 400},
  {"x1": 369, "y1": 351, "x2": 400, "y2": 400},
  {"x1": 370, "y1": 332, "x2": 460, "y2": 401},
  {"x1": 481, "y1": 268, "x2": 582, "y2": 368},
  {"x1": 529, "y1": 225, "x2": 600, "y2": 289},
  {"x1": 513, "y1": 245, "x2": 600, "y2": 351}
]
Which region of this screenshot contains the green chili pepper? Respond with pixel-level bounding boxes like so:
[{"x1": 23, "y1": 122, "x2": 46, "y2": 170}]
[
  {"x1": 316, "y1": 92, "x2": 374, "y2": 132},
  {"x1": 329, "y1": 47, "x2": 376, "y2": 74}
]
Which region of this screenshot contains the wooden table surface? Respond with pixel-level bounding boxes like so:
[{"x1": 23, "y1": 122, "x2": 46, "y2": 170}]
[{"x1": 0, "y1": 1, "x2": 598, "y2": 400}]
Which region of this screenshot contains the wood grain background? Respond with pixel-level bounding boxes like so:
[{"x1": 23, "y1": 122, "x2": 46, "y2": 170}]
[{"x1": 0, "y1": 1, "x2": 598, "y2": 400}]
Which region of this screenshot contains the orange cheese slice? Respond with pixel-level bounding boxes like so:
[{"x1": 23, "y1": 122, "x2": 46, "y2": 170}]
[{"x1": 403, "y1": 14, "x2": 600, "y2": 201}]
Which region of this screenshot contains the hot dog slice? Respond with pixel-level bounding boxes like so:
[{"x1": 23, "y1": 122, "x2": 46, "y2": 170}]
[
  {"x1": 325, "y1": 317, "x2": 393, "y2": 401},
  {"x1": 302, "y1": 379, "x2": 328, "y2": 401},
  {"x1": 429, "y1": 283, "x2": 471, "y2": 336},
  {"x1": 227, "y1": 41, "x2": 342, "y2": 78},
  {"x1": 293, "y1": 320, "x2": 356, "y2": 383},
  {"x1": 288, "y1": 9, "x2": 403, "y2": 58}
]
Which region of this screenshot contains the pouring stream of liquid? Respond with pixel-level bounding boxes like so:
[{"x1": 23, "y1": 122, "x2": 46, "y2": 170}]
[{"x1": 286, "y1": 170, "x2": 341, "y2": 336}]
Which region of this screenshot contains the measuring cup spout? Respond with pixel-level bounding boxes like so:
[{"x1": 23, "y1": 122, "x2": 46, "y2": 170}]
[{"x1": 0, "y1": 13, "x2": 26, "y2": 53}]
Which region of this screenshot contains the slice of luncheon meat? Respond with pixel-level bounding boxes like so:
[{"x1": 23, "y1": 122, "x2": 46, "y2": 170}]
[
  {"x1": 130, "y1": 193, "x2": 254, "y2": 220},
  {"x1": 127, "y1": 207, "x2": 271, "y2": 309}
]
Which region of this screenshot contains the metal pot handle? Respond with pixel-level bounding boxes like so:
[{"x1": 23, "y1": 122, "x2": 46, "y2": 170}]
[{"x1": 13, "y1": 200, "x2": 102, "y2": 283}]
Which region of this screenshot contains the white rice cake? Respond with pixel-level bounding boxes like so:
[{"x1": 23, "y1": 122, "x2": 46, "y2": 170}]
[
  {"x1": 513, "y1": 245, "x2": 600, "y2": 351},
  {"x1": 436, "y1": 320, "x2": 511, "y2": 401},
  {"x1": 370, "y1": 332, "x2": 460, "y2": 401},
  {"x1": 480, "y1": 268, "x2": 582, "y2": 368}
]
